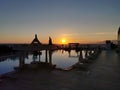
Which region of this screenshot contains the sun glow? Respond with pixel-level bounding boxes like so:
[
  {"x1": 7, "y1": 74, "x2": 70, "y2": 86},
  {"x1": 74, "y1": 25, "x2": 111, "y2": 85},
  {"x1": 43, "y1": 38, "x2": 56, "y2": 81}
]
[{"x1": 61, "y1": 38, "x2": 66, "y2": 44}]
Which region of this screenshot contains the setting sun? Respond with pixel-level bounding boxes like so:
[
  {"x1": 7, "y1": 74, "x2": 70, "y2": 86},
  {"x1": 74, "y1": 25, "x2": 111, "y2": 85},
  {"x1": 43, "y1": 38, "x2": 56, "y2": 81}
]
[{"x1": 61, "y1": 38, "x2": 66, "y2": 44}]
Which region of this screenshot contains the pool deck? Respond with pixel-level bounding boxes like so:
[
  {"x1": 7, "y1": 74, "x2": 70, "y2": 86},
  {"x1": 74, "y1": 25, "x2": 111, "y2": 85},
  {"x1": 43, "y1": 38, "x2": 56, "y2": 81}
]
[{"x1": 0, "y1": 50, "x2": 120, "y2": 90}]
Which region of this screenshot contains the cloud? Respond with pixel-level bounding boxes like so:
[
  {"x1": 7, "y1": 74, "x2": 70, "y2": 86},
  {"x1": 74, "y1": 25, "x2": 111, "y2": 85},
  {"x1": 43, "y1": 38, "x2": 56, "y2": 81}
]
[
  {"x1": 95, "y1": 32, "x2": 106, "y2": 35},
  {"x1": 62, "y1": 33, "x2": 79, "y2": 36},
  {"x1": 94, "y1": 32, "x2": 115, "y2": 35}
]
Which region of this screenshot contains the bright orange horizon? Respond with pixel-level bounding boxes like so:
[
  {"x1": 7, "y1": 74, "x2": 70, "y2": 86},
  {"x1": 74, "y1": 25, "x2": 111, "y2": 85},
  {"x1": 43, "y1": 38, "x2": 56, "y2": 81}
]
[{"x1": 0, "y1": 34, "x2": 116, "y2": 44}]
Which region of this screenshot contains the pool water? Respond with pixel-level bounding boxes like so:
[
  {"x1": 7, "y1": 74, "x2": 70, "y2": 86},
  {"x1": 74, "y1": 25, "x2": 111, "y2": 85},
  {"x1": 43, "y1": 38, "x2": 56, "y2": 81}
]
[{"x1": 0, "y1": 50, "x2": 82, "y2": 74}]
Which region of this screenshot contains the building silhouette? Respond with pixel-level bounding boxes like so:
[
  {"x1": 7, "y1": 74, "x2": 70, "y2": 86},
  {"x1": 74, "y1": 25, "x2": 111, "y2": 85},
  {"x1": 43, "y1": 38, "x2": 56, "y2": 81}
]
[
  {"x1": 48, "y1": 37, "x2": 52, "y2": 45},
  {"x1": 118, "y1": 27, "x2": 120, "y2": 46},
  {"x1": 31, "y1": 34, "x2": 41, "y2": 45}
]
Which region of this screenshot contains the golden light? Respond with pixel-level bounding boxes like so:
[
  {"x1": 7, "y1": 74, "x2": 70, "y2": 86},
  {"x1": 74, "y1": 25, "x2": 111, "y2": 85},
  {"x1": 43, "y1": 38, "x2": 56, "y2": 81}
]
[{"x1": 61, "y1": 38, "x2": 66, "y2": 44}]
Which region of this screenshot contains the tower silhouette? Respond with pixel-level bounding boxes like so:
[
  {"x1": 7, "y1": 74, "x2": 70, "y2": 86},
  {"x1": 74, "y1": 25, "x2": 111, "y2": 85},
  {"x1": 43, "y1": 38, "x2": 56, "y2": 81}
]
[
  {"x1": 48, "y1": 37, "x2": 52, "y2": 45},
  {"x1": 118, "y1": 27, "x2": 120, "y2": 46},
  {"x1": 31, "y1": 34, "x2": 41, "y2": 45}
]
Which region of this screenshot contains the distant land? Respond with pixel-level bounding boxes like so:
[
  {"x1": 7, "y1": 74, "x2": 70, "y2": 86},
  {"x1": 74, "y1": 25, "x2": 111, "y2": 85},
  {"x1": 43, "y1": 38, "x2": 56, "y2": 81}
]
[{"x1": 0, "y1": 40, "x2": 118, "y2": 45}]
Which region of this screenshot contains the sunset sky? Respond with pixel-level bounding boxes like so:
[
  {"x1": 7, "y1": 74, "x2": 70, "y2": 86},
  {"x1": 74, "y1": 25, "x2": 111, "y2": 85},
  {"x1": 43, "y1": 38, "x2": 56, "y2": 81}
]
[{"x1": 0, "y1": 0, "x2": 120, "y2": 44}]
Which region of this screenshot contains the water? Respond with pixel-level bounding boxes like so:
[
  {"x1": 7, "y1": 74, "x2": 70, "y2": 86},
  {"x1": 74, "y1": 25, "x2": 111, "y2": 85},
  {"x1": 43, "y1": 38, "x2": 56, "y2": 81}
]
[{"x1": 0, "y1": 50, "x2": 80, "y2": 75}]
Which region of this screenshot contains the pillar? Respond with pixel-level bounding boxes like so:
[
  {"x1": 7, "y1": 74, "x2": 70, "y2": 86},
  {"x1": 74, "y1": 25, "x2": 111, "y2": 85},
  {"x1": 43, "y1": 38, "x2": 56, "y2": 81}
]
[
  {"x1": 19, "y1": 53, "x2": 25, "y2": 68},
  {"x1": 79, "y1": 50, "x2": 83, "y2": 62},
  {"x1": 49, "y1": 50, "x2": 52, "y2": 64},
  {"x1": 45, "y1": 50, "x2": 48, "y2": 63}
]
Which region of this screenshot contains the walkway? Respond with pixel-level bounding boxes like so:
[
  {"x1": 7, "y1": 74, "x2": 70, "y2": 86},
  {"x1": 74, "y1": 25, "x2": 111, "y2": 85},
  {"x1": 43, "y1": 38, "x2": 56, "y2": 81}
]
[{"x1": 0, "y1": 50, "x2": 120, "y2": 90}]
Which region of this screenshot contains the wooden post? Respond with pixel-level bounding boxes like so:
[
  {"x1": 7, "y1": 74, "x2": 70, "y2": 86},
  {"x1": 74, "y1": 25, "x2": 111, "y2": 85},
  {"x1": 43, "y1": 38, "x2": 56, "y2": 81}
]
[
  {"x1": 19, "y1": 52, "x2": 25, "y2": 68},
  {"x1": 45, "y1": 50, "x2": 48, "y2": 63},
  {"x1": 68, "y1": 50, "x2": 71, "y2": 57},
  {"x1": 85, "y1": 50, "x2": 88, "y2": 58},
  {"x1": 49, "y1": 50, "x2": 52, "y2": 64},
  {"x1": 79, "y1": 50, "x2": 83, "y2": 62},
  {"x1": 39, "y1": 52, "x2": 41, "y2": 62}
]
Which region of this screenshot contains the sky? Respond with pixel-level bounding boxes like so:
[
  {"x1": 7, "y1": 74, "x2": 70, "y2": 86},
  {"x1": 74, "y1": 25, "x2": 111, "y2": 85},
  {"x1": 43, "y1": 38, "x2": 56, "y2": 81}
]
[{"x1": 0, "y1": 0, "x2": 120, "y2": 44}]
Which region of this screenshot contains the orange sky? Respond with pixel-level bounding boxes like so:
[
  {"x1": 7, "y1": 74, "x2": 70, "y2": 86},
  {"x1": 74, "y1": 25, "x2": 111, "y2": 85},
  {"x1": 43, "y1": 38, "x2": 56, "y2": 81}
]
[
  {"x1": 0, "y1": 32, "x2": 117, "y2": 44},
  {"x1": 0, "y1": 0, "x2": 119, "y2": 44}
]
